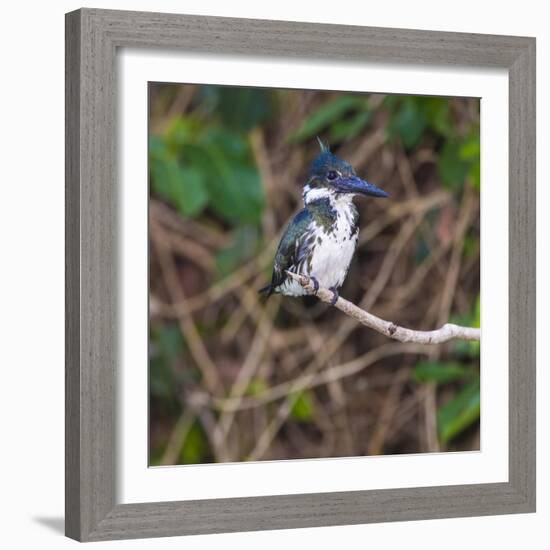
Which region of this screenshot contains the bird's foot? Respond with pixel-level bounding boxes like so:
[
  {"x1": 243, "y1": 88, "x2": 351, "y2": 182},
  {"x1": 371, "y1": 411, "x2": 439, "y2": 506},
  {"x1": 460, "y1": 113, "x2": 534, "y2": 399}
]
[
  {"x1": 310, "y1": 277, "x2": 320, "y2": 295},
  {"x1": 329, "y1": 287, "x2": 339, "y2": 305}
]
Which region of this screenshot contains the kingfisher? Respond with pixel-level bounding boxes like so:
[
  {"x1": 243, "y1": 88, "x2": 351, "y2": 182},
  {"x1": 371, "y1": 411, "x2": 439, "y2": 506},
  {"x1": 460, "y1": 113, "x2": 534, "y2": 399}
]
[{"x1": 260, "y1": 140, "x2": 389, "y2": 304}]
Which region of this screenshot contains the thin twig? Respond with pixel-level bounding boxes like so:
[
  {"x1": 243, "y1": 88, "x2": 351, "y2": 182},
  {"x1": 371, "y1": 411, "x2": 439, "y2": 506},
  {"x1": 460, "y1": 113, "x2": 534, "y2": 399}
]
[
  {"x1": 245, "y1": 342, "x2": 427, "y2": 460},
  {"x1": 216, "y1": 297, "x2": 279, "y2": 453},
  {"x1": 160, "y1": 409, "x2": 195, "y2": 466},
  {"x1": 358, "y1": 190, "x2": 450, "y2": 246},
  {"x1": 423, "y1": 183, "x2": 478, "y2": 451},
  {"x1": 284, "y1": 271, "x2": 480, "y2": 344},
  {"x1": 214, "y1": 342, "x2": 428, "y2": 413},
  {"x1": 151, "y1": 223, "x2": 222, "y2": 394}
]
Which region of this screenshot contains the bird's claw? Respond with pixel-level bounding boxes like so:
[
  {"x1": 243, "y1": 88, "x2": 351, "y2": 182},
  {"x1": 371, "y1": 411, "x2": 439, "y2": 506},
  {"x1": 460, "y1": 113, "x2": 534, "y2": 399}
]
[
  {"x1": 310, "y1": 277, "x2": 320, "y2": 295},
  {"x1": 329, "y1": 287, "x2": 339, "y2": 305}
]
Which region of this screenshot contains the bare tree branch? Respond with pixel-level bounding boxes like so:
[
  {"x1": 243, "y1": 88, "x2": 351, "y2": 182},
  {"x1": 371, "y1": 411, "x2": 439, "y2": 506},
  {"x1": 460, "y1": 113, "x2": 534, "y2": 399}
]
[{"x1": 285, "y1": 271, "x2": 480, "y2": 344}]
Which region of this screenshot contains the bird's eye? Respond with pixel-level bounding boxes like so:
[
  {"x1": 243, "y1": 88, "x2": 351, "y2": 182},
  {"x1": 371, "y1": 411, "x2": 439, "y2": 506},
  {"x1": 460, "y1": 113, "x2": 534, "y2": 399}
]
[{"x1": 327, "y1": 170, "x2": 338, "y2": 181}]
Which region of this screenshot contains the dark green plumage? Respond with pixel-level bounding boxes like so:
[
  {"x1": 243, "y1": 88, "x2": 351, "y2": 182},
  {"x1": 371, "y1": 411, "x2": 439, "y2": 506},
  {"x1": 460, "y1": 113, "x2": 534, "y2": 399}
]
[{"x1": 260, "y1": 208, "x2": 315, "y2": 296}]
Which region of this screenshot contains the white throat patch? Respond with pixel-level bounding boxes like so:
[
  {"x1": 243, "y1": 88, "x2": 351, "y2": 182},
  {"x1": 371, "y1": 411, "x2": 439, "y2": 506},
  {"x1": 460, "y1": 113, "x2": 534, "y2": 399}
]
[
  {"x1": 302, "y1": 185, "x2": 334, "y2": 204},
  {"x1": 302, "y1": 186, "x2": 356, "y2": 211}
]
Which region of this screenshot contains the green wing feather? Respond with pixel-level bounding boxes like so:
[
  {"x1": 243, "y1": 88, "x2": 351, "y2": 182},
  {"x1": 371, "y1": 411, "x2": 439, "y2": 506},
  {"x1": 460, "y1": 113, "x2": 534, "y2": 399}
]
[{"x1": 260, "y1": 208, "x2": 313, "y2": 296}]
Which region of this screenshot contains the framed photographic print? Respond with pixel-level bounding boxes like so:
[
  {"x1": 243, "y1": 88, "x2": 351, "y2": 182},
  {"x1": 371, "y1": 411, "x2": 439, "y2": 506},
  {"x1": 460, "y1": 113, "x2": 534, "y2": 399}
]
[{"x1": 65, "y1": 8, "x2": 536, "y2": 542}]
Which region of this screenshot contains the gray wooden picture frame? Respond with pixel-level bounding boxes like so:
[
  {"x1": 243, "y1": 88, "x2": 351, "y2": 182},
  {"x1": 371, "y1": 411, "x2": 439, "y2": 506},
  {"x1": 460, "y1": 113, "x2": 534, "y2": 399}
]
[{"x1": 65, "y1": 8, "x2": 536, "y2": 542}]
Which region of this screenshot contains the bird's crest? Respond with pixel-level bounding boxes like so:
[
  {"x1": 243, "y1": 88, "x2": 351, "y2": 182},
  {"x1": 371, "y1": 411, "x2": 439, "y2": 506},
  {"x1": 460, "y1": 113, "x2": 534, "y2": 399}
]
[{"x1": 316, "y1": 136, "x2": 330, "y2": 154}]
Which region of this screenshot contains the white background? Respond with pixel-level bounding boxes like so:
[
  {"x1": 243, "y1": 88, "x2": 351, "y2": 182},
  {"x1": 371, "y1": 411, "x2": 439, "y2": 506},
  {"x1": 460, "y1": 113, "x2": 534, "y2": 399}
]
[{"x1": 0, "y1": 0, "x2": 546, "y2": 549}]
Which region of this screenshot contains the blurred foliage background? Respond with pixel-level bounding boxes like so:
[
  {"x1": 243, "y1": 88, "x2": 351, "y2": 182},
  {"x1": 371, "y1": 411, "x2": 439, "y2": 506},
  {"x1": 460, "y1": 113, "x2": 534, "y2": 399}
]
[{"x1": 148, "y1": 83, "x2": 480, "y2": 465}]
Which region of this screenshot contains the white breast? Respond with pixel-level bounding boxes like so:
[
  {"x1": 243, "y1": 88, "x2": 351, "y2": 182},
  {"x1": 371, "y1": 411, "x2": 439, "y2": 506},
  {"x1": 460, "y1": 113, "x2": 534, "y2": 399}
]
[
  {"x1": 309, "y1": 210, "x2": 358, "y2": 290},
  {"x1": 279, "y1": 199, "x2": 358, "y2": 297}
]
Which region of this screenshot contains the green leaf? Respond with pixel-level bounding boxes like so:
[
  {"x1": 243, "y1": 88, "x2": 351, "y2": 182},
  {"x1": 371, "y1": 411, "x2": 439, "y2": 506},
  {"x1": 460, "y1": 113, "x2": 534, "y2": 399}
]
[
  {"x1": 245, "y1": 378, "x2": 268, "y2": 397},
  {"x1": 472, "y1": 295, "x2": 480, "y2": 328},
  {"x1": 150, "y1": 357, "x2": 175, "y2": 400},
  {"x1": 155, "y1": 324, "x2": 184, "y2": 361},
  {"x1": 150, "y1": 155, "x2": 209, "y2": 217},
  {"x1": 290, "y1": 391, "x2": 315, "y2": 422},
  {"x1": 422, "y1": 97, "x2": 452, "y2": 136},
  {"x1": 289, "y1": 95, "x2": 366, "y2": 143},
  {"x1": 150, "y1": 112, "x2": 267, "y2": 224},
  {"x1": 150, "y1": 325, "x2": 184, "y2": 400},
  {"x1": 438, "y1": 380, "x2": 480, "y2": 443},
  {"x1": 413, "y1": 361, "x2": 475, "y2": 384},
  {"x1": 462, "y1": 234, "x2": 478, "y2": 259},
  {"x1": 437, "y1": 129, "x2": 480, "y2": 192},
  {"x1": 149, "y1": 133, "x2": 209, "y2": 217},
  {"x1": 186, "y1": 133, "x2": 265, "y2": 225},
  {"x1": 149, "y1": 135, "x2": 167, "y2": 159},
  {"x1": 215, "y1": 226, "x2": 260, "y2": 278},
  {"x1": 206, "y1": 153, "x2": 264, "y2": 224},
  {"x1": 459, "y1": 134, "x2": 480, "y2": 160},
  {"x1": 164, "y1": 117, "x2": 198, "y2": 151},
  {"x1": 177, "y1": 167, "x2": 210, "y2": 216},
  {"x1": 437, "y1": 139, "x2": 469, "y2": 190},
  {"x1": 459, "y1": 131, "x2": 481, "y2": 191},
  {"x1": 469, "y1": 295, "x2": 481, "y2": 356},
  {"x1": 200, "y1": 126, "x2": 248, "y2": 157},
  {"x1": 468, "y1": 162, "x2": 481, "y2": 191},
  {"x1": 329, "y1": 110, "x2": 372, "y2": 142},
  {"x1": 180, "y1": 422, "x2": 208, "y2": 464},
  {"x1": 202, "y1": 86, "x2": 273, "y2": 132},
  {"x1": 451, "y1": 294, "x2": 481, "y2": 358},
  {"x1": 388, "y1": 100, "x2": 428, "y2": 149}
]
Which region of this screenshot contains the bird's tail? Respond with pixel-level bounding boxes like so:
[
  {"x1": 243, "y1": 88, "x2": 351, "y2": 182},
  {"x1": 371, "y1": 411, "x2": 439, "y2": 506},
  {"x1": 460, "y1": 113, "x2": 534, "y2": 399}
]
[{"x1": 258, "y1": 284, "x2": 274, "y2": 297}]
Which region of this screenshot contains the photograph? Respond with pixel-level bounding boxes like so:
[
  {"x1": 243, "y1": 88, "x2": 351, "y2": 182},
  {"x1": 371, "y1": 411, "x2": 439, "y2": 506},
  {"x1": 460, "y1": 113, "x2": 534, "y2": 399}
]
[
  {"x1": 148, "y1": 82, "x2": 481, "y2": 466},
  {"x1": 3, "y1": 1, "x2": 541, "y2": 546}
]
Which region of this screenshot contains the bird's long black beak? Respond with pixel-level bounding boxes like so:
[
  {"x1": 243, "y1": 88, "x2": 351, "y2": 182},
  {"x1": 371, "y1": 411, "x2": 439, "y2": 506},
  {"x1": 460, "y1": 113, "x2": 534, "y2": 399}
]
[{"x1": 338, "y1": 175, "x2": 389, "y2": 198}]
